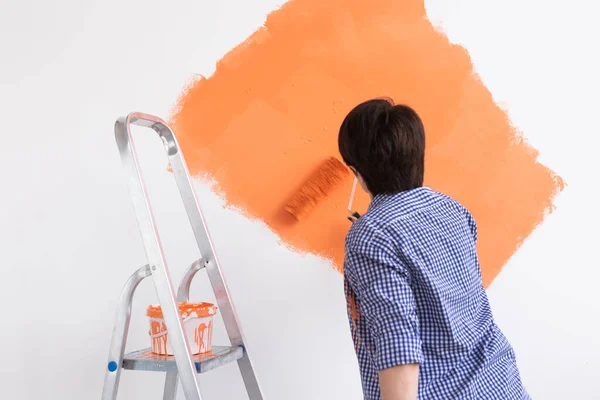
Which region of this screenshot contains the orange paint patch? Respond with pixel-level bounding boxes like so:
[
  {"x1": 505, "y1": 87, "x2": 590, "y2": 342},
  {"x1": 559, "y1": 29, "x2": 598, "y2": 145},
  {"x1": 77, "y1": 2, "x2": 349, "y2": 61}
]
[
  {"x1": 194, "y1": 321, "x2": 213, "y2": 355},
  {"x1": 171, "y1": 0, "x2": 563, "y2": 286},
  {"x1": 150, "y1": 319, "x2": 169, "y2": 355},
  {"x1": 147, "y1": 302, "x2": 217, "y2": 355},
  {"x1": 146, "y1": 302, "x2": 217, "y2": 319}
]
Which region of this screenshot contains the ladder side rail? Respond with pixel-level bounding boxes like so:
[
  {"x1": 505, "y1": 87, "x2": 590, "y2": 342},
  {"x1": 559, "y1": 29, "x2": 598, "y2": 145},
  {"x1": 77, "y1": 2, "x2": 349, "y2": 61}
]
[
  {"x1": 163, "y1": 259, "x2": 205, "y2": 400},
  {"x1": 101, "y1": 265, "x2": 152, "y2": 400},
  {"x1": 114, "y1": 114, "x2": 203, "y2": 400},
  {"x1": 150, "y1": 115, "x2": 264, "y2": 400}
]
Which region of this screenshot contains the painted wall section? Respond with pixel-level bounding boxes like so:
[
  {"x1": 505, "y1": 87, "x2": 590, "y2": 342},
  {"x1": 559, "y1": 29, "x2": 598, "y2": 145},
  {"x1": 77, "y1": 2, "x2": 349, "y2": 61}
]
[{"x1": 172, "y1": 0, "x2": 563, "y2": 286}]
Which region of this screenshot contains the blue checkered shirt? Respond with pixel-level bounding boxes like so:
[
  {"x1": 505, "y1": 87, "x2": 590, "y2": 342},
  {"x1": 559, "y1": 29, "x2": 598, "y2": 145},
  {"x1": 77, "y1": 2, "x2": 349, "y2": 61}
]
[{"x1": 344, "y1": 187, "x2": 529, "y2": 399}]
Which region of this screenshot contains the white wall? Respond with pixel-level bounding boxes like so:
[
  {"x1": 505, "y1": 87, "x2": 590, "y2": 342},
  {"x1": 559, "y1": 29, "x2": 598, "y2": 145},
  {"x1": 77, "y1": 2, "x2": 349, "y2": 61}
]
[{"x1": 1, "y1": 0, "x2": 598, "y2": 399}]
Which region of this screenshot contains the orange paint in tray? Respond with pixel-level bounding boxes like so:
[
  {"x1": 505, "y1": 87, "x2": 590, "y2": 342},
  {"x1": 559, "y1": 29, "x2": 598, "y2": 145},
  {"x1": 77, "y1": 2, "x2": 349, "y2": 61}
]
[{"x1": 146, "y1": 302, "x2": 217, "y2": 355}]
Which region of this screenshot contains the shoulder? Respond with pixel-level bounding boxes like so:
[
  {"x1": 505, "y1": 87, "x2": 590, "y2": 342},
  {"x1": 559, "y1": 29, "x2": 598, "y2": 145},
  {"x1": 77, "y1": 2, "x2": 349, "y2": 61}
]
[
  {"x1": 344, "y1": 215, "x2": 409, "y2": 285},
  {"x1": 434, "y1": 190, "x2": 476, "y2": 218},
  {"x1": 345, "y1": 215, "x2": 388, "y2": 252},
  {"x1": 433, "y1": 190, "x2": 478, "y2": 239},
  {"x1": 344, "y1": 215, "x2": 402, "y2": 273}
]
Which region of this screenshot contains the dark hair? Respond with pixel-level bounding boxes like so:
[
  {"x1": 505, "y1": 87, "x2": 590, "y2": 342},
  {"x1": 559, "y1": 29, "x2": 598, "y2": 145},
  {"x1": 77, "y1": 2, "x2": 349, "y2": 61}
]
[{"x1": 338, "y1": 98, "x2": 425, "y2": 195}]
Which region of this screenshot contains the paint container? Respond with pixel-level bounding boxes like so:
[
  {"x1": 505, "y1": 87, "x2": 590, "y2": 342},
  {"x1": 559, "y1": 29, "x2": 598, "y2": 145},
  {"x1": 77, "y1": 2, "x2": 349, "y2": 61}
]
[{"x1": 146, "y1": 302, "x2": 217, "y2": 356}]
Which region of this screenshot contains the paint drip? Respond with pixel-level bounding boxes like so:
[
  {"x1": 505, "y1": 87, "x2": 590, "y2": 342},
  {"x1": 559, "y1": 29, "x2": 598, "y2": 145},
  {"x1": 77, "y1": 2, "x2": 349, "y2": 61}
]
[{"x1": 147, "y1": 302, "x2": 217, "y2": 355}]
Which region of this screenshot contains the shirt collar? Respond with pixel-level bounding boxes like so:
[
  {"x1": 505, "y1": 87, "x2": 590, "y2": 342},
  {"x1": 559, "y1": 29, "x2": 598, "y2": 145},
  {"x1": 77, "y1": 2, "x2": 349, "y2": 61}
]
[{"x1": 368, "y1": 186, "x2": 433, "y2": 213}]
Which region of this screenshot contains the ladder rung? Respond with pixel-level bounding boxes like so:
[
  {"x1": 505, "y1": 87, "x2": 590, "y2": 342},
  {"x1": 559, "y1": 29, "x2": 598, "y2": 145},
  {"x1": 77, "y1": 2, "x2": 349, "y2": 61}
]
[{"x1": 122, "y1": 346, "x2": 244, "y2": 374}]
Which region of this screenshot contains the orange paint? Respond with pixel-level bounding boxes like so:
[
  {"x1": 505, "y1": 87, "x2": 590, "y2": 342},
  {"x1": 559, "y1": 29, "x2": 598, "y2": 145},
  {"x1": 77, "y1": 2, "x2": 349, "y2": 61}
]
[
  {"x1": 345, "y1": 279, "x2": 360, "y2": 351},
  {"x1": 171, "y1": 0, "x2": 563, "y2": 286},
  {"x1": 147, "y1": 302, "x2": 217, "y2": 355},
  {"x1": 146, "y1": 302, "x2": 217, "y2": 319},
  {"x1": 284, "y1": 157, "x2": 349, "y2": 220},
  {"x1": 194, "y1": 321, "x2": 213, "y2": 354},
  {"x1": 150, "y1": 319, "x2": 169, "y2": 354},
  {"x1": 140, "y1": 350, "x2": 219, "y2": 360}
]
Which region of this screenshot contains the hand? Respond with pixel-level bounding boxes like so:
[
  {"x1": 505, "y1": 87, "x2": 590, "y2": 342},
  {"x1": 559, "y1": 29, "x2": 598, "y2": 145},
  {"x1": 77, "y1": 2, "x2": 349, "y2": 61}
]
[{"x1": 347, "y1": 211, "x2": 361, "y2": 223}]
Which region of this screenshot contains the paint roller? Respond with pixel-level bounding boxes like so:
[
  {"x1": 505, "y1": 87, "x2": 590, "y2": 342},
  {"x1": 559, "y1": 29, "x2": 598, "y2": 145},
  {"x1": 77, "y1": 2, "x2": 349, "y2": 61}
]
[{"x1": 284, "y1": 157, "x2": 350, "y2": 220}]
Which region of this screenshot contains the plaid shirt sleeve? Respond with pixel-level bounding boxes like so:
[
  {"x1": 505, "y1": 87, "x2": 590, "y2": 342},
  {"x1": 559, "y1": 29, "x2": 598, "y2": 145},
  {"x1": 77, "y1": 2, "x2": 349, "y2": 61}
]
[
  {"x1": 345, "y1": 227, "x2": 424, "y2": 371},
  {"x1": 464, "y1": 207, "x2": 478, "y2": 242}
]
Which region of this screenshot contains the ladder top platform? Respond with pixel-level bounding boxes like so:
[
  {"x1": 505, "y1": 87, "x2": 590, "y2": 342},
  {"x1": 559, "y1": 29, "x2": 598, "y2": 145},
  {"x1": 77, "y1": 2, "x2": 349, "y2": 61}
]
[{"x1": 122, "y1": 346, "x2": 244, "y2": 374}]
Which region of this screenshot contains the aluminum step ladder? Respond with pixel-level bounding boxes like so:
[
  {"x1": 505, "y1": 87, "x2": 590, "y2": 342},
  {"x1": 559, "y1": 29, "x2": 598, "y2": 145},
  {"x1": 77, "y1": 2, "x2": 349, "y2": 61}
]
[{"x1": 101, "y1": 112, "x2": 264, "y2": 400}]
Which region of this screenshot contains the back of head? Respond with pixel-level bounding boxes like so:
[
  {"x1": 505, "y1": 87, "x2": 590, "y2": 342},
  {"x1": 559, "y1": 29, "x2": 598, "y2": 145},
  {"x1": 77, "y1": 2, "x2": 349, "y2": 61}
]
[{"x1": 338, "y1": 98, "x2": 425, "y2": 196}]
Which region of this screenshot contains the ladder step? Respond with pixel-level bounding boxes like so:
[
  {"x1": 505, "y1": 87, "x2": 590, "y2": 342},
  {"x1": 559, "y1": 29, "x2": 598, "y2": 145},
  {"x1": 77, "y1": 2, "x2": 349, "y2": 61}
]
[{"x1": 122, "y1": 346, "x2": 244, "y2": 374}]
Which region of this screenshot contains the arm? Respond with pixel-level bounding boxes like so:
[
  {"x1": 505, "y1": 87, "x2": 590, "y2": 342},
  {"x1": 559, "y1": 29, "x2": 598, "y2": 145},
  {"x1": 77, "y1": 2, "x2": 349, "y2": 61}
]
[
  {"x1": 379, "y1": 363, "x2": 419, "y2": 400},
  {"x1": 463, "y1": 206, "x2": 478, "y2": 243},
  {"x1": 345, "y1": 230, "x2": 423, "y2": 399}
]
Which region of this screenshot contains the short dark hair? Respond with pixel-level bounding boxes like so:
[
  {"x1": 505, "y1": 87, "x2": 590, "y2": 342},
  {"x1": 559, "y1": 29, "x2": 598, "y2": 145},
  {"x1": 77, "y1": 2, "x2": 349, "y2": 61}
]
[{"x1": 338, "y1": 98, "x2": 425, "y2": 195}]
